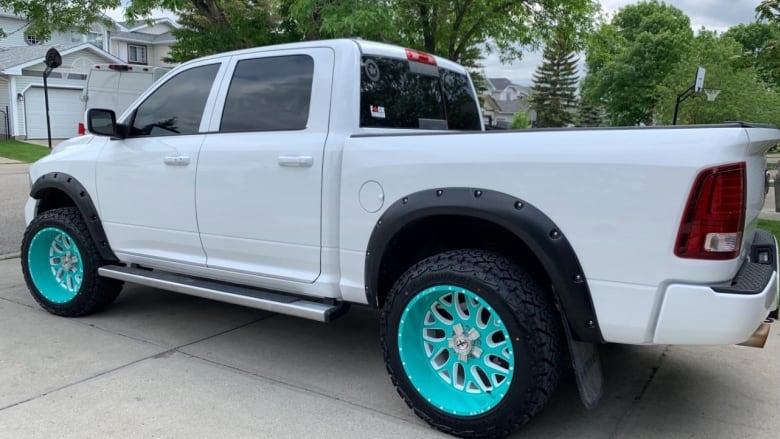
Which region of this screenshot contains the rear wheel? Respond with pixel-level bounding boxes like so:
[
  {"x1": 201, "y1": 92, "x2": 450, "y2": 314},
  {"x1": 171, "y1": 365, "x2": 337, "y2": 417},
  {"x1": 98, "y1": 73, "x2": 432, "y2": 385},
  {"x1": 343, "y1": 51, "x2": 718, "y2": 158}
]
[
  {"x1": 381, "y1": 249, "x2": 562, "y2": 438},
  {"x1": 21, "y1": 207, "x2": 122, "y2": 316}
]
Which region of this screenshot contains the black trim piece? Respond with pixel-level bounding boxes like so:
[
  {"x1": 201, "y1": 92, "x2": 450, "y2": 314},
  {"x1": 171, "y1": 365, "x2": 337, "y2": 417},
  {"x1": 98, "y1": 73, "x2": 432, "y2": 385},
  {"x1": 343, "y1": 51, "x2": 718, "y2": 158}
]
[
  {"x1": 364, "y1": 188, "x2": 604, "y2": 343},
  {"x1": 711, "y1": 262, "x2": 774, "y2": 295},
  {"x1": 350, "y1": 122, "x2": 777, "y2": 138},
  {"x1": 30, "y1": 173, "x2": 118, "y2": 262},
  {"x1": 408, "y1": 59, "x2": 439, "y2": 77},
  {"x1": 712, "y1": 228, "x2": 777, "y2": 295}
]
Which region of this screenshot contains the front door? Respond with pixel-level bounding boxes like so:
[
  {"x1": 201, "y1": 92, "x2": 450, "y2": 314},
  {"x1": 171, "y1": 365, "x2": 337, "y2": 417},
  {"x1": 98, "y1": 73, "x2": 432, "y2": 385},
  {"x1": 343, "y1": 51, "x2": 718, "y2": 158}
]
[
  {"x1": 196, "y1": 49, "x2": 334, "y2": 282},
  {"x1": 95, "y1": 60, "x2": 226, "y2": 265}
]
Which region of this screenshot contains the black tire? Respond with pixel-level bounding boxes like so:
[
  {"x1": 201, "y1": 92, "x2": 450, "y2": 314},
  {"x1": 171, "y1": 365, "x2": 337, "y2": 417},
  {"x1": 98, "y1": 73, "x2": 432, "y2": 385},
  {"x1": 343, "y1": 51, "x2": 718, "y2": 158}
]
[
  {"x1": 380, "y1": 249, "x2": 562, "y2": 438},
  {"x1": 21, "y1": 207, "x2": 122, "y2": 316}
]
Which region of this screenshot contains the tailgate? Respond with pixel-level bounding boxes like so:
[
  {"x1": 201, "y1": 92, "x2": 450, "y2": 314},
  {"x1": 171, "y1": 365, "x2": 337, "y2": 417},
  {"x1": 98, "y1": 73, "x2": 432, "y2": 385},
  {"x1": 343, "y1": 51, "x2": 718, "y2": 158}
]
[{"x1": 744, "y1": 127, "x2": 780, "y2": 252}]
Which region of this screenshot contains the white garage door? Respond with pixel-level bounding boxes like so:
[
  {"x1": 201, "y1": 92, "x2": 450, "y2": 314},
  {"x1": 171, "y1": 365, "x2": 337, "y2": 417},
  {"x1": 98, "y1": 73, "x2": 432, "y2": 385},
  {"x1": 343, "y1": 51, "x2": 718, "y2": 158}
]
[{"x1": 24, "y1": 87, "x2": 83, "y2": 139}]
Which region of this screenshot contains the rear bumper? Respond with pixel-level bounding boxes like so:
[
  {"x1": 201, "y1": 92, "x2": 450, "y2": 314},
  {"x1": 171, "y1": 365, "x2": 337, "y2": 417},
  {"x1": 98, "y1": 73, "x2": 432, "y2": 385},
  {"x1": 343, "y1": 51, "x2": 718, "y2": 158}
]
[{"x1": 653, "y1": 229, "x2": 778, "y2": 345}]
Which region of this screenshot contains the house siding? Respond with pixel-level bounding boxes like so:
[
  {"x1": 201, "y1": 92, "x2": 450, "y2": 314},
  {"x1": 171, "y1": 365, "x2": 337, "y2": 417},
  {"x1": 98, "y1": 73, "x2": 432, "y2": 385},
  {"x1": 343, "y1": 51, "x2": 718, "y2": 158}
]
[
  {"x1": 139, "y1": 23, "x2": 173, "y2": 35},
  {"x1": 23, "y1": 51, "x2": 117, "y2": 73},
  {"x1": 0, "y1": 77, "x2": 9, "y2": 136},
  {"x1": 115, "y1": 41, "x2": 173, "y2": 67},
  {"x1": 150, "y1": 44, "x2": 174, "y2": 67},
  {"x1": 14, "y1": 50, "x2": 118, "y2": 135},
  {"x1": 15, "y1": 75, "x2": 86, "y2": 136},
  {"x1": 0, "y1": 16, "x2": 72, "y2": 48}
]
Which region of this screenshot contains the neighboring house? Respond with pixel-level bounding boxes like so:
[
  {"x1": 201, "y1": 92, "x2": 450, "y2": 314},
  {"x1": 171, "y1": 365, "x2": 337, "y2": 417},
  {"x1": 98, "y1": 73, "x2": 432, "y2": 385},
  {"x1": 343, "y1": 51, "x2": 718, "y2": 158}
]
[
  {"x1": 0, "y1": 12, "x2": 178, "y2": 140},
  {"x1": 481, "y1": 77, "x2": 530, "y2": 126},
  {"x1": 110, "y1": 18, "x2": 179, "y2": 67}
]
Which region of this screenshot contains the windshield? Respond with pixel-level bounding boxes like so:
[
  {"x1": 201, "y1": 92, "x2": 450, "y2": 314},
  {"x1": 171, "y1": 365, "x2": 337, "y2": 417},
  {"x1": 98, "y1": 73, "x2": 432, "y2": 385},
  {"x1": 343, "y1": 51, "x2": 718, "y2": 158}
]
[{"x1": 359, "y1": 56, "x2": 481, "y2": 131}]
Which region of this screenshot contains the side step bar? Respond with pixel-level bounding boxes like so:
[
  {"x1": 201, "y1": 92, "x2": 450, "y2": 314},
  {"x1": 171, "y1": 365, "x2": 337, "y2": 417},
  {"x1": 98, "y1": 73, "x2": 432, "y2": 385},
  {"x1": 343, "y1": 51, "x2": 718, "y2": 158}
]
[{"x1": 98, "y1": 265, "x2": 346, "y2": 322}]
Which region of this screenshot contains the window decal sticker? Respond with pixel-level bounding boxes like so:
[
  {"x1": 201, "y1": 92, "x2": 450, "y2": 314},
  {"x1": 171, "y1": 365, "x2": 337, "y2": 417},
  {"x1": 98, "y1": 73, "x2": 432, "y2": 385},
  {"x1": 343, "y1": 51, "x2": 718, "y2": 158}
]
[{"x1": 370, "y1": 105, "x2": 386, "y2": 119}]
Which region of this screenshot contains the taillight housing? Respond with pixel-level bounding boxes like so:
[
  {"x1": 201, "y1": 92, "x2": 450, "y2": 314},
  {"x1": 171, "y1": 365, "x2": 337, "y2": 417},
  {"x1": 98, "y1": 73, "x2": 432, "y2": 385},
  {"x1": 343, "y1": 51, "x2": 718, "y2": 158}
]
[
  {"x1": 406, "y1": 48, "x2": 437, "y2": 65},
  {"x1": 675, "y1": 162, "x2": 746, "y2": 260},
  {"x1": 77, "y1": 122, "x2": 86, "y2": 135}
]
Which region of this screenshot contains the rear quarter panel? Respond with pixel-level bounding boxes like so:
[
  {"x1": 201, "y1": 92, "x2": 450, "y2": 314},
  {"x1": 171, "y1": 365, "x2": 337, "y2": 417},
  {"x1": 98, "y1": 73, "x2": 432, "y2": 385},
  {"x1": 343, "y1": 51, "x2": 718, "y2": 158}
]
[{"x1": 337, "y1": 127, "x2": 765, "y2": 342}]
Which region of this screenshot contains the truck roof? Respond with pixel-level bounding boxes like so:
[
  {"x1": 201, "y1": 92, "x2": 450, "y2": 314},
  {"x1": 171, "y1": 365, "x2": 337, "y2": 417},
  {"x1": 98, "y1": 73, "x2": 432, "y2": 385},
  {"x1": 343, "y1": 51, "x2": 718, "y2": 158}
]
[{"x1": 181, "y1": 38, "x2": 470, "y2": 75}]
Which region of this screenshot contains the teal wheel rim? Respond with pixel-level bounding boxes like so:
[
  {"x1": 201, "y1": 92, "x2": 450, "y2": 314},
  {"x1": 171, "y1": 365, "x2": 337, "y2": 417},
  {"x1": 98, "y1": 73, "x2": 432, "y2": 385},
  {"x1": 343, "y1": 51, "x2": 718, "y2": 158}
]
[
  {"x1": 27, "y1": 227, "x2": 84, "y2": 303},
  {"x1": 398, "y1": 285, "x2": 515, "y2": 416}
]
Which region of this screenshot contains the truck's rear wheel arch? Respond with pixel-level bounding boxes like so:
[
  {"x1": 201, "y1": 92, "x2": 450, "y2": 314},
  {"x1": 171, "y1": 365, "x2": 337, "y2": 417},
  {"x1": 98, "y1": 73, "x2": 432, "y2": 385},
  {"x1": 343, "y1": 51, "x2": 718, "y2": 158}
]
[
  {"x1": 30, "y1": 172, "x2": 118, "y2": 263},
  {"x1": 365, "y1": 188, "x2": 604, "y2": 343}
]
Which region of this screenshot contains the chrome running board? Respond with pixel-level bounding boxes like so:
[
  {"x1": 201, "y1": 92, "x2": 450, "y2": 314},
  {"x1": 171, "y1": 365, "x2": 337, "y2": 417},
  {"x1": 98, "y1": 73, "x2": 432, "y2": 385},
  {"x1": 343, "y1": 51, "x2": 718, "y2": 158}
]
[{"x1": 98, "y1": 265, "x2": 346, "y2": 322}]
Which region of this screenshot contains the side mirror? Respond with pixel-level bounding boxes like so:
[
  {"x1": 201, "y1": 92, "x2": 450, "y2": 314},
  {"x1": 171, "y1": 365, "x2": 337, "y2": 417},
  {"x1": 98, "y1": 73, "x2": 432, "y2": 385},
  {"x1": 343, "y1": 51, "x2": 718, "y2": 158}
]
[{"x1": 87, "y1": 108, "x2": 119, "y2": 137}]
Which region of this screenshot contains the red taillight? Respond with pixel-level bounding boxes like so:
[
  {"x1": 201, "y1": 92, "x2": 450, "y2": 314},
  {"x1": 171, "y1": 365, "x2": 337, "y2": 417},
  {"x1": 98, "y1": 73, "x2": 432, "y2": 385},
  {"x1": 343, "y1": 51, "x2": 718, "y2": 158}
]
[
  {"x1": 406, "y1": 49, "x2": 437, "y2": 65},
  {"x1": 78, "y1": 122, "x2": 85, "y2": 135},
  {"x1": 675, "y1": 162, "x2": 746, "y2": 260}
]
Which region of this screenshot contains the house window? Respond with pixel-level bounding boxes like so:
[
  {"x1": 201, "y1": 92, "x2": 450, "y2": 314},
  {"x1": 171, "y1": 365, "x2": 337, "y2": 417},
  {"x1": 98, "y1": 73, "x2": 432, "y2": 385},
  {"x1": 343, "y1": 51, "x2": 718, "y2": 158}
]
[
  {"x1": 87, "y1": 32, "x2": 102, "y2": 48},
  {"x1": 71, "y1": 31, "x2": 82, "y2": 43},
  {"x1": 128, "y1": 44, "x2": 148, "y2": 65},
  {"x1": 25, "y1": 34, "x2": 42, "y2": 45}
]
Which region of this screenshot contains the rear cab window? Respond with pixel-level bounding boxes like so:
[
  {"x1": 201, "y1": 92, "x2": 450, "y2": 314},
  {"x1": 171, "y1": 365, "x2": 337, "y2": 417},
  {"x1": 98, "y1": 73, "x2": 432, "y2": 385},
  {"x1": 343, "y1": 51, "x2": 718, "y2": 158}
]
[{"x1": 359, "y1": 52, "x2": 481, "y2": 131}]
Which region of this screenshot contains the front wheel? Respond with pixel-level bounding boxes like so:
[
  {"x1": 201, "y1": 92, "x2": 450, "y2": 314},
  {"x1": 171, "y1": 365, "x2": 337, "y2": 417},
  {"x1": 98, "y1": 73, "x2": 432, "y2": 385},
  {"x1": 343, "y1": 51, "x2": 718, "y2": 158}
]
[
  {"x1": 381, "y1": 249, "x2": 562, "y2": 438},
  {"x1": 21, "y1": 207, "x2": 122, "y2": 316}
]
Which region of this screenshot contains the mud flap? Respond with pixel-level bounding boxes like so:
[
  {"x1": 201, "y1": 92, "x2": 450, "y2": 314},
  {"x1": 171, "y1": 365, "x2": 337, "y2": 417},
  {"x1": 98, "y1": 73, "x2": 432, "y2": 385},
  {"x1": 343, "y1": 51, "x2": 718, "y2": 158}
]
[{"x1": 563, "y1": 319, "x2": 603, "y2": 409}]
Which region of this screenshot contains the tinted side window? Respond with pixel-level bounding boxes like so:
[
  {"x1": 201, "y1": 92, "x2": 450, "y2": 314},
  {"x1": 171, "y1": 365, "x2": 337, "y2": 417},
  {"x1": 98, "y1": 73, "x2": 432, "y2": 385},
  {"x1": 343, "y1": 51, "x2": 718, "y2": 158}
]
[
  {"x1": 130, "y1": 63, "x2": 219, "y2": 137},
  {"x1": 360, "y1": 57, "x2": 445, "y2": 129},
  {"x1": 439, "y1": 69, "x2": 481, "y2": 130},
  {"x1": 220, "y1": 55, "x2": 314, "y2": 132}
]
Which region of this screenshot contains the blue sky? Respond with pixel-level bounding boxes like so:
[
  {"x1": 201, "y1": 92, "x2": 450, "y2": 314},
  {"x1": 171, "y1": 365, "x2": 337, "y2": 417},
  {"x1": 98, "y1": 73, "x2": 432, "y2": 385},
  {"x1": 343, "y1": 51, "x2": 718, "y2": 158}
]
[{"x1": 483, "y1": 0, "x2": 763, "y2": 85}]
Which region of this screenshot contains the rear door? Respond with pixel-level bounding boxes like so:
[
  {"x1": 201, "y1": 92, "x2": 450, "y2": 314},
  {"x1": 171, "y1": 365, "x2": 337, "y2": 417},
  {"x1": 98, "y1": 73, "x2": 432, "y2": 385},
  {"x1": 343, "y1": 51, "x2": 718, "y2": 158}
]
[{"x1": 195, "y1": 48, "x2": 334, "y2": 282}]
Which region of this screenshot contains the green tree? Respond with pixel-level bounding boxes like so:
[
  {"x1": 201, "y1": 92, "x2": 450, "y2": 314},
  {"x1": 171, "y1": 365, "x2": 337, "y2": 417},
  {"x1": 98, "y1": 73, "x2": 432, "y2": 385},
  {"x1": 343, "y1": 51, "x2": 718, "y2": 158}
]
[
  {"x1": 757, "y1": 0, "x2": 780, "y2": 23},
  {"x1": 0, "y1": 0, "x2": 120, "y2": 39},
  {"x1": 658, "y1": 30, "x2": 780, "y2": 126},
  {"x1": 391, "y1": 0, "x2": 599, "y2": 68},
  {"x1": 584, "y1": 0, "x2": 694, "y2": 126},
  {"x1": 165, "y1": 1, "x2": 284, "y2": 62},
  {"x1": 724, "y1": 22, "x2": 780, "y2": 89},
  {"x1": 529, "y1": 32, "x2": 579, "y2": 127},
  {"x1": 1, "y1": 0, "x2": 599, "y2": 68},
  {"x1": 510, "y1": 111, "x2": 530, "y2": 129},
  {"x1": 576, "y1": 94, "x2": 602, "y2": 127}
]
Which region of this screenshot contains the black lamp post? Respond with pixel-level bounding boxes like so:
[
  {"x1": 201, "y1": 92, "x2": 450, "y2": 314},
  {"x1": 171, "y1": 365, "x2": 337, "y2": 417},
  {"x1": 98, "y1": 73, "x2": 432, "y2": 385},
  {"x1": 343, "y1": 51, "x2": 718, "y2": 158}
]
[{"x1": 42, "y1": 48, "x2": 62, "y2": 149}]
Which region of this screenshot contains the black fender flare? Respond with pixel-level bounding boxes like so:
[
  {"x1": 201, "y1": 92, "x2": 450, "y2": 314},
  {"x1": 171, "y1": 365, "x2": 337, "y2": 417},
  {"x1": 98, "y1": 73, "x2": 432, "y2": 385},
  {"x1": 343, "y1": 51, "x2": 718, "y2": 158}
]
[
  {"x1": 30, "y1": 172, "x2": 118, "y2": 262},
  {"x1": 364, "y1": 187, "x2": 603, "y2": 343}
]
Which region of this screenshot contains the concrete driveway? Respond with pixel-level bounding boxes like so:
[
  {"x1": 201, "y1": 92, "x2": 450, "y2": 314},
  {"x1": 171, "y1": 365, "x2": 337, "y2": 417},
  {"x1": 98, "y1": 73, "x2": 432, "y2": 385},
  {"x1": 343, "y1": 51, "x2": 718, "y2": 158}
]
[
  {"x1": 0, "y1": 162, "x2": 29, "y2": 257},
  {"x1": 0, "y1": 258, "x2": 777, "y2": 438}
]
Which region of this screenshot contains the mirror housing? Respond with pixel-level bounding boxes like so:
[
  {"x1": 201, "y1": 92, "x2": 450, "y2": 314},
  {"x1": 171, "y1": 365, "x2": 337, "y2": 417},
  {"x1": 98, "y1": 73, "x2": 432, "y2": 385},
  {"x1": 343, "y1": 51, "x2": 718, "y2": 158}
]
[{"x1": 87, "y1": 108, "x2": 122, "y2": 138}]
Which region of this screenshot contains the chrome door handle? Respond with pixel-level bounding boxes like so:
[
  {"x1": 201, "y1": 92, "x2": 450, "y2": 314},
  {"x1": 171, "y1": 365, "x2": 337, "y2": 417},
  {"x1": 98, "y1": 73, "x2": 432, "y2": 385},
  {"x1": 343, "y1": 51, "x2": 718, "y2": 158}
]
[
  {"x1": 278, "y1": 155, "x2": 313, "y2": 167},
  {"x1": 163, "y1": 155, "x2": 190, "y2": 166}
]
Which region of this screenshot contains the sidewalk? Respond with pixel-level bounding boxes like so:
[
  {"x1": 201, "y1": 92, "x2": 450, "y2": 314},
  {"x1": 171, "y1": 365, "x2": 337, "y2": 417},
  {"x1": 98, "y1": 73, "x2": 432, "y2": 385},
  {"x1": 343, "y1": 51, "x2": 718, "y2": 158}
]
[
  {"x1": 0, "y1": 157, "x2": 22, "y2": 164},
  {"x1": 21, "y1": 139, "x2": 64, "y2": 148}
]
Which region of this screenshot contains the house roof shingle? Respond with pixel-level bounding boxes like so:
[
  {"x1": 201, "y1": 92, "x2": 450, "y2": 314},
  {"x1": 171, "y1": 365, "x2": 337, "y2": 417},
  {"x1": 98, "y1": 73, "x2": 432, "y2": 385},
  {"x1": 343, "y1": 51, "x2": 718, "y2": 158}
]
[
  {"x1": 488, "y1": 77, "x2": 511, "y2": 91},
  {"x1": 0, "y1": 43, "x2": 83, "y2": 71},
  {"x1": 484, "y1": 96, "x2": 530, "y2": 114},
  {"x1": 487, "y1": 77, "x2": 531, "y2": 96}
]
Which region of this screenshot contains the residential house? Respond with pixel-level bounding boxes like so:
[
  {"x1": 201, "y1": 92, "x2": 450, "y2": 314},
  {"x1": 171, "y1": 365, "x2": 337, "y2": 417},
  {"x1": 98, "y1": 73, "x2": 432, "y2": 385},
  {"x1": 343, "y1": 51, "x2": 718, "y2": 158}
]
[
  {"x1": 0, "y1": 12, "x2": 179, "y2": 140},
  {"x1": 481, "y1": 77, "x2": 530, "y2": 127},
  {"x1": 110, "y1": 18, "x2": 179, "y2": 68}
]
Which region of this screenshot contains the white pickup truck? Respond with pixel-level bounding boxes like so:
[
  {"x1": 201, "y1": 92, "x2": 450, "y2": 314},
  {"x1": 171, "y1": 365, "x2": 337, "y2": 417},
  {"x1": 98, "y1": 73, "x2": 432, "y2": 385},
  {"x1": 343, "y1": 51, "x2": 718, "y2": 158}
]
[{"x1": 21, "y1": 39, "x2": 780, "y2": 437}]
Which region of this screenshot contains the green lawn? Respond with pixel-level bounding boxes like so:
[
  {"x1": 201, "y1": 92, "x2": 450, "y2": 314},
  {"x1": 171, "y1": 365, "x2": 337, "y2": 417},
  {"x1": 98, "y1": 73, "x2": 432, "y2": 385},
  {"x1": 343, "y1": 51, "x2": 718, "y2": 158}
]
[
  {"x1": 0, "y1": 140, "x2": 50, "y2": 163},
  {"x1": 758, "y1": 219, "x2": 780, "y2": 243}
]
